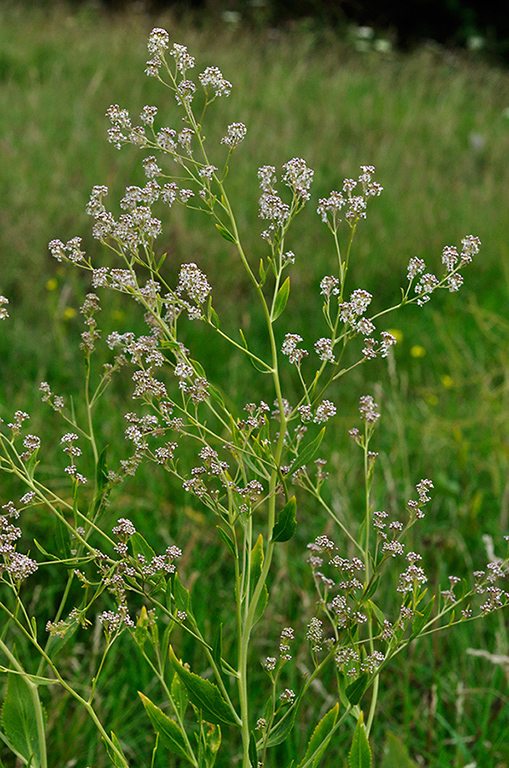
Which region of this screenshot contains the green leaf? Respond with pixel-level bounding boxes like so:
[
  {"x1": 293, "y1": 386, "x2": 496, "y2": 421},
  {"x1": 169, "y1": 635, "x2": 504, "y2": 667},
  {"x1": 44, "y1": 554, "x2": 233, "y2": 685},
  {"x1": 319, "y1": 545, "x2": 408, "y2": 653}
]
[
  {"x1": 135, "y1": 606, "x2": 150, "y2": 648},
  {"x1": 209, "y1": 304, "x2": 220, "y2": 329},
  {"x1": 103, "y1": 731, "x2": 127, "y2": 768},
  {"x1": 272, "y1": 277, "x2": 290, "y2": 321},
  {"x1": 362, "y1": 576, "x2": 380, "y2": 602},
  {"x1": 250, "y1": 535, "x2": 268, "y2": 625},
  {"x1": 380, "y1": 732, "x2": 419, "y2": 768},
  {"x1": 212, "y1": 623, "x2": 223, "y2": 673},
  {"x1": 258, "y1": 259, "x2": 266, "y2": 286},
  {"x1": 410, "y1": 595, "x2": 435, "y2": 640},
  {"x1": 171, "y1": 672, "x2": 189, "y2": 720},
  {"x1": 216, "y1": 526, "x2": 236, "y2": 558},
  {"x1": 138, "y1": 692, "x2": 192, "y2": 762},
  {"x1": 95, "y1": 444, "x2": 109, "y2": 495},
  {"x1": 25, "y1": 451, "x2": 40, "y2": 481},
  {"x1": 266, "y1": 694, "x2": 302, "y2": 747},
  {"x1": 130, "y1": 532, "x2": 156, "y2": 564},
  {"x1": 169, "y1": 647, "x2": 238, "y2": 726},
  {"x1": 271, "y1": 496, "x2": 297, "y2": 543},
  {"x1": 346, "y1": 673, "x2": 369, "y2": 706},
  {"x1": 290, "y1": 428, "x2": 326, "y2": 476},
  {"x1": 1, "y1": 673, "x2": 45, "y2": 767},
  {"x1": 348, "y1": 712, "x2": 372, "y2": 768},
  {"x1": 54, "y1": 515, "x2": 71, "y2": 561},
  {"x1": 249, "y1": 730, "x2": 258, "y2": 768},
  {"x1": 366, "y1": 600, "x2": 385, "y2": 629},
  {"x1": 172, "y1": 573, "x2": 194, "y2": 619},
  {"x1": 203, "y1": 723, "x2": 221, "y2": 762},
  {"x1": 297, "y1": 703, "x2": 339, "y2": 768},
  {"x1": 215, "y1": 224, "x2": 236, "y2": 243},
  {"x1": 45, "y1": 615, "x2": 79, "y2": 660}
]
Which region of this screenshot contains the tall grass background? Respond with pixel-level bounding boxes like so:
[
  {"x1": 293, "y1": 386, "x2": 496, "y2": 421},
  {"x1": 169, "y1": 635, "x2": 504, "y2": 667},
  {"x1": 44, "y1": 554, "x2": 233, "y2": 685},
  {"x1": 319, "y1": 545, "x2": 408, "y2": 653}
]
[{"x1": 0, "y1": 2, "x2": 508, "y2": 765}]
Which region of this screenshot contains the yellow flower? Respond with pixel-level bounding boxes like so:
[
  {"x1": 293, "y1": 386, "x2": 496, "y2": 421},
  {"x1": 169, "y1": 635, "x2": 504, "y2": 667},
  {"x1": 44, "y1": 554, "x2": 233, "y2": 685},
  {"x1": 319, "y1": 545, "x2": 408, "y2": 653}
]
[
  {"x1": 46, "y1": 278, "x2": 58, "y2": 291},
  {"x1": 410, "y1": 345, "x2": 426, "y2": 358},
  {"x1": 63, "y1": 307, "x2": 77, "y2": 321},
  {"x1": 388, "y1": 328, "x2": 403, "y2": 343},
  {"x1": 441, "y1": 374, "x2": 454, "y2": 388}
]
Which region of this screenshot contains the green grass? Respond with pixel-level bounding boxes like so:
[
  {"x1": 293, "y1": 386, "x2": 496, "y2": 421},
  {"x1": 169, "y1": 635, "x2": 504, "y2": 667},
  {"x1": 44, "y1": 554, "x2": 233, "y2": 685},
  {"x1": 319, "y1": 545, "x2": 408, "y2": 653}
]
[{"x1": 0, "y1": 2, "x2": 508, "y2": 767}]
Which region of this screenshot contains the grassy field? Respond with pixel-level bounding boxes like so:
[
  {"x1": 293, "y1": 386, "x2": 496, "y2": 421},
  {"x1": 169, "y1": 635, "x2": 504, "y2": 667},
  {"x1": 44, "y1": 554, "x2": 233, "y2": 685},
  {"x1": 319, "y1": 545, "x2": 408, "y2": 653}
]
[{"x1": 0, "y1": 2, "x2": 508, "y2": 766}]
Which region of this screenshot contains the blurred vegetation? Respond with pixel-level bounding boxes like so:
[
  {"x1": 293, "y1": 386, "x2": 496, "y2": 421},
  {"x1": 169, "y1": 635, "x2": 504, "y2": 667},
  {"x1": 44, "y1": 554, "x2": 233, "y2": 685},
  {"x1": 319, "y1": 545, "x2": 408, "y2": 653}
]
[{"x1": 0, "y1": 2, "x2": 508, "y2": 766}]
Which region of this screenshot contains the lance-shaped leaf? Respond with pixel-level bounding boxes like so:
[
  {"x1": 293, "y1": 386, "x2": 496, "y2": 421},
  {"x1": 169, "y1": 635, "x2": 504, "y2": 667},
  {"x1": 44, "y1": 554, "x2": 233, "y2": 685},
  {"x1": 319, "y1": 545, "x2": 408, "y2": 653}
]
[
  {"x1": 289, "y1": 428, "x2": 325, "y2": 476},
  {"x1": 172, "y1": 573, "x2": 194, "y2": 619},
  {"x1": 297, "y1": 703, "x2": 339, "y2": 768},
  {"x1": 1, "y1": 672, "x2": 46, "y2": 768},
  {"x1": 410, "y1": 595, "x2": 435, "y2": 640},
  {"x1": 271, "y1": 496, "x2": 297, "y2": 543},
  {"x1": 138, "y1": 692, "x2": 193, "y2": 763},
  {"x1": 346, "y1": 673, "x2": 369, "y2": 706},
  {"x1": 250, "y1": 535, "x2": 269, "y2": 625},
  {"x1": 272, "y1": 277, "x2": 290, "y2": 321},
  {"x1": 266, "y1": 692, "x2": 303, "y2": 747},
  {"x1": 215, "y1": 223, "x2": 236, "y2": 243},
  {"x1": 103, "y1": 731, "x2": 128, "y2": 768},
  {"x1": 130, "y1": 532, "x2": 156, "y2": 564},
  {"x1": 348, "y1": 712, "x2": 372, "y2": 768},
  {"x1": 169, "y1": 647, "x2": 238, "y2": 726},
  {"x1": 171, "y1": 672, "x2": 189, "y2": 720}
]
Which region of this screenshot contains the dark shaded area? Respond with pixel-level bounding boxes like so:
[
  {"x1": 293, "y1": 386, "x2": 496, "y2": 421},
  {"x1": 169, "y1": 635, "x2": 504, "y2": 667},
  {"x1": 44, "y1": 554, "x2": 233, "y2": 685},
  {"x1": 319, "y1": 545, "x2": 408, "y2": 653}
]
[{"x1": 48, "y1": 0, "x2": 509, "y2": 60}]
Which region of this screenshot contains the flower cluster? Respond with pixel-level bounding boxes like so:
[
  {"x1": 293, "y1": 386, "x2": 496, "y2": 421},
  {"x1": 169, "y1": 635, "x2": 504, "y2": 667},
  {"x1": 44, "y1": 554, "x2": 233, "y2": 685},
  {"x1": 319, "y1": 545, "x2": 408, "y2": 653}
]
[{"x1": 317, "y1": 165, "x2": 383, "y2": 229}]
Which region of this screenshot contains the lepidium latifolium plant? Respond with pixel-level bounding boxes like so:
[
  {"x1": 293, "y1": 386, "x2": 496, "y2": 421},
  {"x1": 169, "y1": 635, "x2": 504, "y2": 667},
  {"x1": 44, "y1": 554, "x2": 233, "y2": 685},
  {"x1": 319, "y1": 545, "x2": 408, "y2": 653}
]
[{"x1": 0, "y1": 27, "x2": 507, "y2": 768}]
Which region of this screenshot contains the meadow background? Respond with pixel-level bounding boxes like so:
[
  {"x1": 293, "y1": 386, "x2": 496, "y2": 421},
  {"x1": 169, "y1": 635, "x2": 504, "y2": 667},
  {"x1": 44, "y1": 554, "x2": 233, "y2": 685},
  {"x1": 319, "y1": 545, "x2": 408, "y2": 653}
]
[{"x1": 0, "y1": 1, "x2": 508, "y2": 766}]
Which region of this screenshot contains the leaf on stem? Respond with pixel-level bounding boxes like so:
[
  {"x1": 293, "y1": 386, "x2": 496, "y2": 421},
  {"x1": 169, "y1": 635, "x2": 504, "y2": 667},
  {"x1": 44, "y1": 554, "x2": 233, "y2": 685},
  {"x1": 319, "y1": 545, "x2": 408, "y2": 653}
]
[
  {"x1": 297, "y1": 703, "x2": 339, "y2": 768},
  {"x1": 172, "y1": 573, "x2": 194, "y2": 620},
  {"x1": 215, "y1": 224, "x2": 236, "y2": 243},
  {"x1": 289, "y1": 428, "x2": 326, "y2": 476},
  {"x1": 138, "y1": 692, "x2": 193, "y2": 762},
  {"x1": 410, "y1": 595, "x2": 435, "y2": 640},
  {"x1": 250, "y1": 534, "x2": 269, "y2": 625},
  {"x1": 212, "y1": 622, "x2": 224, "y2": 673},
  {"x1": 272, "y1": 277, "x2": 290, "y2": 321},
  {"x1": 171, "y1": 672, "x2": 189, "y2": 720},
  {"x1": 271, "y1": 496, "x2": 297, "y2": 543},
  {"x1": 168, "y1": 647, "x2": 238, "y2": 726},
  {"x1": 216, "y1": 526, "x2": 236, "y2": 558},
  {"x1": 1, "y1": 673, "x2": 45, "y2": 768},
  {"x1": 346, "y1": 673, "x2": 369, "y2": 706},
  {"x1": 265, "y1": 692, "x2": 303, "y2": 747},
  {"x1": 348, "y1": 711, "x2": 372, "y2": 768}
]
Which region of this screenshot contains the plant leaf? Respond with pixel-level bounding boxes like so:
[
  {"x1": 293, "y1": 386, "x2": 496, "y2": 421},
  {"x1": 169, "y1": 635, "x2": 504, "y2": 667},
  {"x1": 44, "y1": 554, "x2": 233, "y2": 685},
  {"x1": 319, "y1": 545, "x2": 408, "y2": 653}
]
[
  {"x1": 216, "y1": 526, "x2": 236, "y2": 558},
  {"x1": 290, "y1": 428, "x2": 325, "y2": 476},
  {"x1": 348, "y1": 712, "x2": 372, "y2": 768},
  {"x1": 271, "y1": 496, "x2": 297, "y2": 543},
  {"x1": 410, "y1": 595, "x2": 435, "y2": 640},
  {"x1": 249, "y1": 730, "x2": 258, "y2": 768},
  {"x1": 215, "y1": 224, "x2": 236, "y2": 243},
  {"x1": 212, "y1": 623, "x2": 223, "y2": 673},
  {"x1": 266, "y1": 693, "x2": 302, "y2": 747},
  {"x1": 130, "y1": 532, "x2": 156, "y2": 564},
  {"x1": 346, "y1": 673, "x2": 369, "y2": 706},
  {"x1": 172, "y1": 573, "x2": 194, "y2": 619},
  {"x1": 171, "y1": 672, "x2": 189, "y2": 720},
  {"x1": 297, "y1": 703, "x2": 339, "y2": 768},
  {"x1": 103, "y1": 731, "x2": 127, "y2": 768},
  {"x1": 1, "y1": 672, "x2": 45, "y2": 767},
  {"x1": 250, "y1": 534, "x2": 268, "y2": 625},
  {"x1": 380, "y1": 732, "x2": 420, "y2": 768},
  {"x1": 168, "y1": 647, "x2": 238, "y2": 726},
  {"x1": 272, "y1": 277, "x2": 290, "y2": 321},
  {"x1": 138, "y1": 692, "x2": 193, "y2": 762}
]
